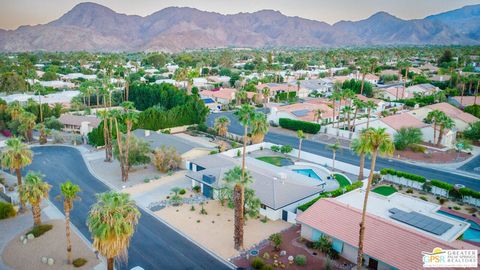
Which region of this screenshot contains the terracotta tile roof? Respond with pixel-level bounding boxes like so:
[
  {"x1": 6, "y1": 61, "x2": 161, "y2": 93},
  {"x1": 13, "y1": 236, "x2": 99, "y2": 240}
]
[
  {"x1": 451, "y1": 96, "x2": 478, "y2": 107},
  {"x1": 297, "y1": 199, "x2": 479, "y2": 270},
  {"x1": 380, "y1": 113, "x2": 428, "y2": 131},
  {"x1": 201, "y1": 88, "x2": 236, "y2": 101},
  {"x1": 274, "y1": 102, "x2": 333, "y2": 122},
  {"x1": 426, "y1": 102, "x2": 479, "y2": 124},
  {"x1": 256, "y1": 83, "x2": 297, "y2": 93},
  {"x1": 355, "y1": 94, "x2": 384, "y2": 105},
  {"x1": 382, "y1": 87, "x2": 409, "y2": 99}
]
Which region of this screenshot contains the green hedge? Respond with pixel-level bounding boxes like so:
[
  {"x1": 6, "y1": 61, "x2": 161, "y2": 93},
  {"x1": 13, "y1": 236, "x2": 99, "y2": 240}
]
[
  {"x1": 459, "y1": 188, "x2": 480, "y2": 199},
  {"x1": 279, "y1": 118, "x2": 320, "y2": 134},
  {"x1": 0, "y1": 201, "x2": 16, "y2": 219},
  {"x1": 298, "y1": 181, "x2": 363, "y2": 211},
  {"x1": 430, "y1": 180, "x2": 453, "y2": 191},
  {"x1": 380, "y1": 168, "x2": 426, "y2": 183}
]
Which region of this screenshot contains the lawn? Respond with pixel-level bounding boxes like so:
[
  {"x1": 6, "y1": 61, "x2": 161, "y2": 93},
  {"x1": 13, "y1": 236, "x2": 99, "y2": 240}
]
[
  {"x1": 256, "y1": 156, "x2": 292, "y2": 167},
  {"x1": 333, "y1": 173, "x2": 351, "y2": 187},
  {"x1": 372, "y1": 185, "x2": 398, "y2": 196}
]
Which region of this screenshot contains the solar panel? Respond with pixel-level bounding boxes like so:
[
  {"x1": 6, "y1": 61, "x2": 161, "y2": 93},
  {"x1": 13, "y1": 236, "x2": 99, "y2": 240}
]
[
  {"x1": 292, "y1": 109, "x2": 310, "y2": 117},
  {"x1": 389, "y1": 208, "x2": 453, "y2": 235}
]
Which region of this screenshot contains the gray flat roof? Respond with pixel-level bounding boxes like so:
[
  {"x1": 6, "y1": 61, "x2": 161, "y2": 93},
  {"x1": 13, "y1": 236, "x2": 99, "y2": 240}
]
[{"x1": 133, "y1": 129, "x2": 213, "y2": 154}]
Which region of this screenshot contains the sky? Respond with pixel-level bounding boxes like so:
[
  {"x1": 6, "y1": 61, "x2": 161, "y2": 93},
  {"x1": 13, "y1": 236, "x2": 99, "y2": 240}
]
[{"x1": 1, "y1": 0, "x2": 480, "y2": 30}]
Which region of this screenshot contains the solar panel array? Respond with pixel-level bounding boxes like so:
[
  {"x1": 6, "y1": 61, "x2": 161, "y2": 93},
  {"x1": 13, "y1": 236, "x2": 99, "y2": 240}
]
[
  {"x1": 389, "y1": 208, "x2": 453, "y2": 235},
  {"x1": 292, "y1": 109, "x2": 309, "y2": 117}
]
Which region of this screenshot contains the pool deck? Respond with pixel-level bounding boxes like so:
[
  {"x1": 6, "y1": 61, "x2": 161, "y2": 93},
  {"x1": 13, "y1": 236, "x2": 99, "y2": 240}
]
[{"x1": 439, "y1": 207, "x2": 480, "y2": 225}]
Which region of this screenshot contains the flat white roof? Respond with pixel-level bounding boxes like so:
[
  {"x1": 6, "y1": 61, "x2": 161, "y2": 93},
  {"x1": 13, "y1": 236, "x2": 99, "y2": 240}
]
[{"x1": 334, "y1": 189, "x2": 469, "y2": 242}]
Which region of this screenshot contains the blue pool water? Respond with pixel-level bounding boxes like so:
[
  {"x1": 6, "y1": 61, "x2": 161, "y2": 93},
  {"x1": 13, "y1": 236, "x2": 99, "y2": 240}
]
[
  {"x1": 202, "y1": 98, "x2": 215, "y2": 104},
  {"x1": 437, "y1": 210, "x2": 480, "y2": 242},
  {"x1": 292, "y1": 169, "x2": 322, "y2": 181}
]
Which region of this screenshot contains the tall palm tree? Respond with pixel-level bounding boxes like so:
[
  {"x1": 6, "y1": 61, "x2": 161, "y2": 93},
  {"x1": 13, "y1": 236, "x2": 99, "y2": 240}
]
[
  {"x1": 20, "y1": 172, "x2": 51, "y2": 226},
  {"x1": 357, "y1": 128, "x2": 394, "y2": 269},
  {"x1": 0, "y1": 138, "x2": 33, "y2": 211},
  {"x1": 236, "y1": 90, "x2": 247, "y2": 105},
  {"x1": 350, "y1": 129, "x2": 369, "y2": 180},
  {"x1": 426, "y1": 110, "x2": 443, "y2": 144},
  {"x1": 59, "y1": 181, "x2": 81, "y2": 264},
  {"x1": 262, "y1": 87, "x2": 270, "y2": 105},
  {"x1": 365, "y1": 101, "x2": 377, "y2": 129},
  {"x1": 18, "y1": 111, "x2": 37, "y2": 142},
  {"x1": 297, "y1": 130, "x2": 305, "y2": 161},
  {"x1": 351, "y1": 99, "x2": 366, "y2": 131},
  {"x1": 87, "y1": 191, "x2": 140, "y2": 270},
  {"x1": 358, "y1": 60, "x2": 369, "y2": 95},
  {"x1": 214, "y1": 116, "x2": 231, "y2": 137},
  {"x1": 437, "y1": 115, "x2": 455, "y2": 146},
  {"x1": 224, "y1": 167, "x2": 254, "y2": 218},
  {"x1": 328, "y1": 141, "x2": 341, "y2": 171},
  {"x1": 233, "y1": 104, "x2": 255, "y2": 250},
  {"x1": 330, "y1": 87, "x2": 341, "y2": 129},
  {"x1": 122, "y1": 102, "x2": 138, "y2": 181},
  {"x1": 98, "y1": 110, "x2": 112, "y2": 162},
  {"x1": 6, "y1": 101, "x2": 24, "y2": 120},
  {"x1": 32, "y1": 82, "x2": 45, "y2": 122},
  {"x1": 250, "y1": 113, "x2": 269, "y2": 144},
  {"x1": 314, "y1": 109, "x2": 325, "y2": 124}
]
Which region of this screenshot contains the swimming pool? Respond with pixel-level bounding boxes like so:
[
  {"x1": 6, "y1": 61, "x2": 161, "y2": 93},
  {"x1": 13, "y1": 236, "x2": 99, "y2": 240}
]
[
  {"x1": 437, "y1": 210, "x2": 480, "y2": 242},
  {"x1": 292, "y1": 169, "x2": 322, "y2": 181}
]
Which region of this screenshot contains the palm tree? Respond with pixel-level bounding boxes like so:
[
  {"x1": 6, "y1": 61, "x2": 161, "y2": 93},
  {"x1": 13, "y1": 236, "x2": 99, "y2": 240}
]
[
  {"x1": 328, "y1": 142, "x2": 341, "y2": 171},
  {"x1": 437, "y1": 115, "x2": 455, "y2": 146},
  {"x1": 98, "y1": 110, "x2": 112, "y2": 162},
  {"x1": 250, "y1": 113, "x2": 269, "y2": 144},
  {"x1": 0, "y1": 138, "x2": 33, "y2": 211},
  {"x1": 236, "y1": 90, "x2": 247, "y2": 105},
  {"x1": 214, "y1": 116, "x2": 231, "y2": 137},
  {"x1": 365, "y1": 101, "x2": 377, "y2": 129},
  {"x1": 32, "y1": 82, "x2": 45, "y2": 122},
  {"x1": 122, "y1": 102, "x2": 138, "y2": 180},
  {"x1": 20, "y1": 172, "x2": 51, "y2": 226},
  {"x1": 314, "y1": 109, "x2": 325, "y2": 124},
  {"x1": 297, "y1": 130, "x2": 305, "y2": 161},
  {"x1": 330, "y1": 88, "x2": 341, "y2": 129},
  {"x1": 6, "y1": 101, "x2": 24, "y2": 120},
  {"x1": 350, "y1": 130, "x2": 369, "y2": 180},
  {"x1": 87, "y1": 191, "x2": 140, "y2": 270},
  {"x1": 224, "y1": 166, "x2": 254, "y2": 218},
  {"x1": 262, "y1": 87, "x2": 270, "y2": 105},
  {"x1": 358, "y1": 60, "x2": 369, "y2": 95},
  {"x1": 357, "y1": 128, "x2": 394, "y2": 269},
  {"x1": 59, "y1": 181, "x2": 81, "y2": 264},
  {"x1": 18, "y1": 111, "x2": 37, "y2": 142},
  {"x1": 233, "y1": 104, "x2": 255, "y2": 250},
  {"x1": 425, "y1": 110, "x2": 443, "y2": 144},
  {"x1": 351, "y1": 99, "x2": 366, "y2": 131}
]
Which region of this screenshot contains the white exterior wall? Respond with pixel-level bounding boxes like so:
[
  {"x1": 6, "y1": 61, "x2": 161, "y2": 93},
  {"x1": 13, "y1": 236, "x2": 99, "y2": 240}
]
[
  {"x1": 260, "y1": 207, "x2": 282, "y2": 221},
  {"x1": 300, "y1": 224, "x2": 314, "y2": 240},
  {"x1": 342, "y1": 243, "x2": 358, "y2": 263}
]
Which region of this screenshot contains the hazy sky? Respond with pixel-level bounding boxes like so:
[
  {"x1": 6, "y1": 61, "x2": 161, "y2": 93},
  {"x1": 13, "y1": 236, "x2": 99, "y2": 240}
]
[{"x1": 1, "y1": 0, "x2": 480, "y2": 30}]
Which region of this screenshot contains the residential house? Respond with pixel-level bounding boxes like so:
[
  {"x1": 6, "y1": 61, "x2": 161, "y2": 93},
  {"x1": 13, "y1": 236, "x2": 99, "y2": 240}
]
[
  {"x1": 58, "y1": 114, "x2": 101, "y2": 136},
  {"x1": 355, "y1": 94, "x2": 389, "y2": 112},
  {"x1": 405, "y1": 83, "x2": 440, "y2": 96},
  {"x1": 62, "y1": 73, "x2": 97, "y2": 81},
  {"x1": 299, "y1": 78, "x2": 335, "y2": 95},
  {"x1": 186, "y1": 154, "x2": 324, "y2": 222},
  {"x1": 410, "y1": 102, "x2": 479, "y2": 132},
  {"x1": 378, "y1": 86, "x2": 411, "y2": 100},
  {"x1": 297, "y1": 199, "x2": 478, "y2": 270},
  {"x1": 430, "y1": 74, "x2": 451, "y2": 83},
  {"x1": 200, "y1": 87, "x2": 255, "y2": 105},
  {"x1": 449, "y1": 96, "x2": 478, "y2": 109},
  {"x1": 256, "y1": 83, "x2": 307, "y2": 98},
  {"x1": 267, "y1": 102, "x2": 334, "y2": 125},
  {"x1": 355, "y1": 112, "x2": 455, "y2": 146},
  {"x1": 419, "y1": 63, "x2": 439, "y2": 73}
]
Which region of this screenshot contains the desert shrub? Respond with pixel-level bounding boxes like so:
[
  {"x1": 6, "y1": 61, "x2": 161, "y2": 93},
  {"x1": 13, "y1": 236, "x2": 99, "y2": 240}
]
[
  {"x1": 193, "y1": 186, "x2": 201, "y2": 193},
  {"x1": 270, "y1": 145, "x2": 280, "y2": 152},
  {"x1": 262, "y1": 252, "x2": 270, "y2": 260},
  {"x1": 251, "y1": 257, "x2": 265, "y2": 269},
  {"x1": 261, "y1": 265, "x2": 274, "y2": 270},
  {"x1": 179, "y1": 189, "x2": 186, "y2": 195},
  {"x1": 420, "y1": 196, "x2": 428, "y2": 201},
  {"x1": 0, "y1": 201, "x2": 16, "y2": 219},
  {"x1": 268, "y1": 233, "x2": 283, "y2": 251},
  {"x1": 27, "y1": 224, "x2": 53, "y2": 237},
  {"x1": 154, "y1": 146, "x2": 181, "y2": 173},
  {"x1": 439, "y1": 198, "x2": 447, "y2": 204},
  {"x1": 453, "y1": 206, "x2": 462, "y2": 211},
  {"x1": 280, "y1": 145, "x2": 293, "y2": 154},
  {"x1": 279, "y1": 118, "x2": 320, "y2": 134},
  {"x1": 72, "y1": 258, "x2": 87, "y2": 268},
  {"x1": 409, "y1": 144, "x2": 426, "y2": 153},
  {"x1": 406, "y1": 188, "x2": 414, "y2": 193},
  {"x1": 294, "y1": 255, "x2": 307, "y2": 266}
]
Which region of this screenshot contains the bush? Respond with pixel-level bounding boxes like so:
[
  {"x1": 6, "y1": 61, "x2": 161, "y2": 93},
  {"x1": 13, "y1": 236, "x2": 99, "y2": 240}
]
[
  {"x1": 439, "y1": 198, "x2": 447, "y2": 204},
  {"x1": 420, "y1": 196, "x2": 428, "y2": 201},
  {"x1": 454, "y1": 206, "x2": 462, "y2": 211},
  {"x1": 431, "y1": 180, "x2": 453, "y2": 191},
  {"x1": 406, "y1": 188, "x2": 414, "y2": 193},
  {"x1": 251, "y1": 257, "x2": 265, "y2": 269},
  {"x1": 279, "y1": 118, "x2": 320, "y2": 134},
  {"x1": 0, "y1": 201, "x2": 16, "y2": 219},
  {"x1": 270, "y1": 145, "x2": 280, "y2": 152},
  {"x1": 261, "y1": 265, "x2": 274, "y2": 270},
  {"x1": 280, "y1": 145, "x2": 293, "y2": 154},
  {"x1": 154, "y1": 146, "x2": 181, "y2": 173},
  {"x1": 268, "y1": 233, "x2": 282, "y2": 250},
  {"x1": 193, "y1": 186, "x2": 201, "y2": 193},
  {"x1": 72, "y1": 258, "x2": 87, "y2": 268},
  {"x1": 294, "y1": 255, "x2": 307, "y2": 266},
  {"x1": 27, "y1": 224, "x2": 53, "y2": 237}
]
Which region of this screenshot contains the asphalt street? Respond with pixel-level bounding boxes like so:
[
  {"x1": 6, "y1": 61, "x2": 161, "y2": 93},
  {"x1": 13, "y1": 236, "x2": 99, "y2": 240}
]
[
  {"x1": 24, "y1": 146, "x2": 232, "y2": 270},
  {"x1": 207, "y1": 111, "x2": 480, "y2": 191}
]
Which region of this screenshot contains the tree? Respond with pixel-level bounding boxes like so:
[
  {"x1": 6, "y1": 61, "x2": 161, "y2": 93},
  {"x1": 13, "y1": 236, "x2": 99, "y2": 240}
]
[
  {"x1": 314, "y1": 109, "x2": 325, "y2": 124},
  {"x1": 262, "y1": 87, "x2": 270, "y2": 104},
  {"x1": 233, "y1": 104, "x2": 255, "y2": 250},
  {"x1": 153, "y1": 146, "x2": 181, "y2": 173},
  {"x1": 224, "y1": 166, "x2": 257, "y2": 219},
  {"x1": 111, "y1": 109, "x2": 127, "y2": 181},
  {"x1": 250, "y1": 113, "x2": 269, "y2": 144},
  {"x1": 113, "y1": 135, "x2": 151, "y2": 170},
  {"x1": 214, "y1": 116, "x2": 230, "y2": 137},
  {"x1": 269, "y1": 233, "x2": 283, "y2": 251},
  {"x1": 37, "y1": 123, "x2": 48, "y2": 144},
  {"x1": 357, "y1": 128, "x2": 394, "y2": 269},
  {"x1": 437, "y1": 115, "x2": 455, "y2": 146},
  {"x1": 18, "y1": 111, "x2": 37, "y2": 142},
  {"x1": 19, "y1": 172, "x2": 51, "y2": 226},
  {"x1": 0, "y1": 72, "x2": 27, "y2": 93},
  {"x1": 350, "y1": 130, "x2": 369, "y2": 180},
  {"x1": 351, "y1": 99, "x2": 365, "y2": 131},
  {"x1": 425, "y1": 110, "x2": 443, "y2": 144},
  {"x1": 0, "y1": 138, "x2": 33, "y2": 211},
  {"x1": 464, "y1": 121, "x2": 480, "y2": 142},
  {"x1": 98, "y1": 110, "x2": 112, "y2": 161},
  {"x1": 6, "y1": 101, "x2": 24, "y2": 120},
  {"x1": 297, "y1": 130, "x2": 305, "y2": 161},
  {"x1": 394, "y1": 127, "x2": 423, "y2": 150},
  {"x1": 87, "y1": 191, "x2": 140, "y2": 270},
  {"x1": 330, "y1": 88, "x2": 341, "y2": 128},
  {"x1": 365, "y1": 101, "x2": 377, "y2": 129},
  {"x1": 328, "y1": 142, "x2": 341, "y2": 171},
  {"x1": 122, "y1": 102, "x2": 138, "y2": 181},
  {"x1": 59, "y1": 181, "x2": 81, "y2": 264}
]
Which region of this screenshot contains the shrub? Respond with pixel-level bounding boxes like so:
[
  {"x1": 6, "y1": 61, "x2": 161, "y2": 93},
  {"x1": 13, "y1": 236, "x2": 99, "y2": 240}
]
[
  {"x1": 27, "y1": 224, "x2": 53, "y2": 237},
  {"x1": 409, "y1": 144, "x2": 426, "y2": 153},
  {"x1": 193, "y1": 186, "x2": 201, "y2": 193},
  {"x1": 270, "y1": 145, "x2": 280, "y2": 152},
  {"x1": 72, "y1": 258, "x2": 87, "y2": 268},
  {"x1": 190, "y1": 205, "x2": 195, "y2": 211},
  {"x1": 261, "y1": 265, "x2": 274, "y2": 270},
  {"x1": 280, "y1": 145, "x2": 293, "y2": 154},
  {"x1": 179, "y1": 189, "x2": 186, "y2": 195},
  {"x1": 431, "y1": 180, "x2": 453, "y2": 191},
  {"x1": 262, "y1": 252, "x2": 270, "y2": 260},
  {"x1": 454, "y1": 206, "x2": 462, "y2": 211},
  {"x1": 439, "y1": 198, "x2": 447, "y2": 204},
  {"x1": 420, "y1": 196, "x2": 428, "y2": 201},
  {"x1": 251, "y1": 257, "x2": 265, "y2": 269},
  {"x1": 279, "y1": 118, "x2": 320, "y2": 134},
  {"x1": 406, "y1": 188, "x2": 414, "y2": 193},
  {"x1": 294, "y1": 255, "x2": 307, "y2": 266},
  {"x1": 0, "y1": 202, "x2": 16, "y2": 219},
  {"x1": 268, "y1": 233, "x2": 283, "y2": 251},
  {"x1": 154, "y1": 146, "x2": 181, "y2": 173}
]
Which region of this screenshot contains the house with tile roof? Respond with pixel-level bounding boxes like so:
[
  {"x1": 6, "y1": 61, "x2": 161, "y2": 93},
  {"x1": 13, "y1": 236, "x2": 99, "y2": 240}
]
[
  {"x1": 297, "y1": 199, "x2": 478, "y2": 270},
  {"x1": 449, "y1": 96, "x2": 479, "y2": 109},
  {"x1": 410, "y1": 102, "x2": 479, "y2": 132},
  {"x1": 267, "y1": 101, "x2": 335, "y2": 125}
]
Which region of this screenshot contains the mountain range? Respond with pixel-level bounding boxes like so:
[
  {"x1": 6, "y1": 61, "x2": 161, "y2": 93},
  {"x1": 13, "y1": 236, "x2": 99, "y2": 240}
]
[{"x1": 0, "y1": 2, "x2": 479, "y2": 52}]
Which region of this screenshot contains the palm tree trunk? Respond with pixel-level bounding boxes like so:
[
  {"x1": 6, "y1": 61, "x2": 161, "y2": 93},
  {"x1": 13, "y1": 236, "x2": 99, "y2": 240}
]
[
  {"x1": 114, "y1": 119, "x2": 126, "y2": 182},
  {"x1": 33, "y1": 204, "x2": 42, "y2": 226},
  {"x1": 298, "y1": 139, "x2": 302, "y2": 161},
  {"x1": 65, "y1": 204, "x2": 72, "y2": 264},
  {"x1": 235, "y1": 124, "x2": 248, "y2": 250},
  {"x1": 124, "y1": 123, "x2": 131, "y2": 181},
  {"x1": 39, "y1": 96, "x2": 43, "y2": 123},
  {"x1": 107, "y1": 258, "x2": 114, "y2": 270},
  {"x1": 103, "y1": 117, "x2": 110, "y2": 162},
  {"x1": 16, "y1": 168, "x2": 26, "y2": 211},
  {"x1": 351, "y1": 108, "x2": 359, "y2": 132},
  {"x1": 474, "y1": 80, "x2": 479, "y2": 105},
  {"x1": 433, "y1": 123, "x2": 437, "y2": 144},
  {"x1": 366, "y1": 108, "x2": 371, "y2": 129},
  {"x1": 332, "y1": 151, "x2": 336, "y2": 171},
  {"x1": 358, "y1": 153, "x2": 365, "y2": 180},
  {"x1": 357, "y1": 150, "x2": 378, "y2": 269},
  {"x1": 88, "y1": 94, "x2": 91, "y2": 107},
  {"x1": 360, "y1": 73, "x2": 366, "y2": 95},
  {"x1": 332, "y1": 102, "x2": 336, "y2": 130},
  {"x1": 96, "y1": 94, "x2": 100, "y2": 108},
  {"x1": 125, "y1": 81, "x2": 129, "y2": 101},
  {"x1": 461, "y1": 84, "x2": 465, "y2": 105},
  {"x1": 437, "y1": 126, "x2": 444, "y2": 146}
]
